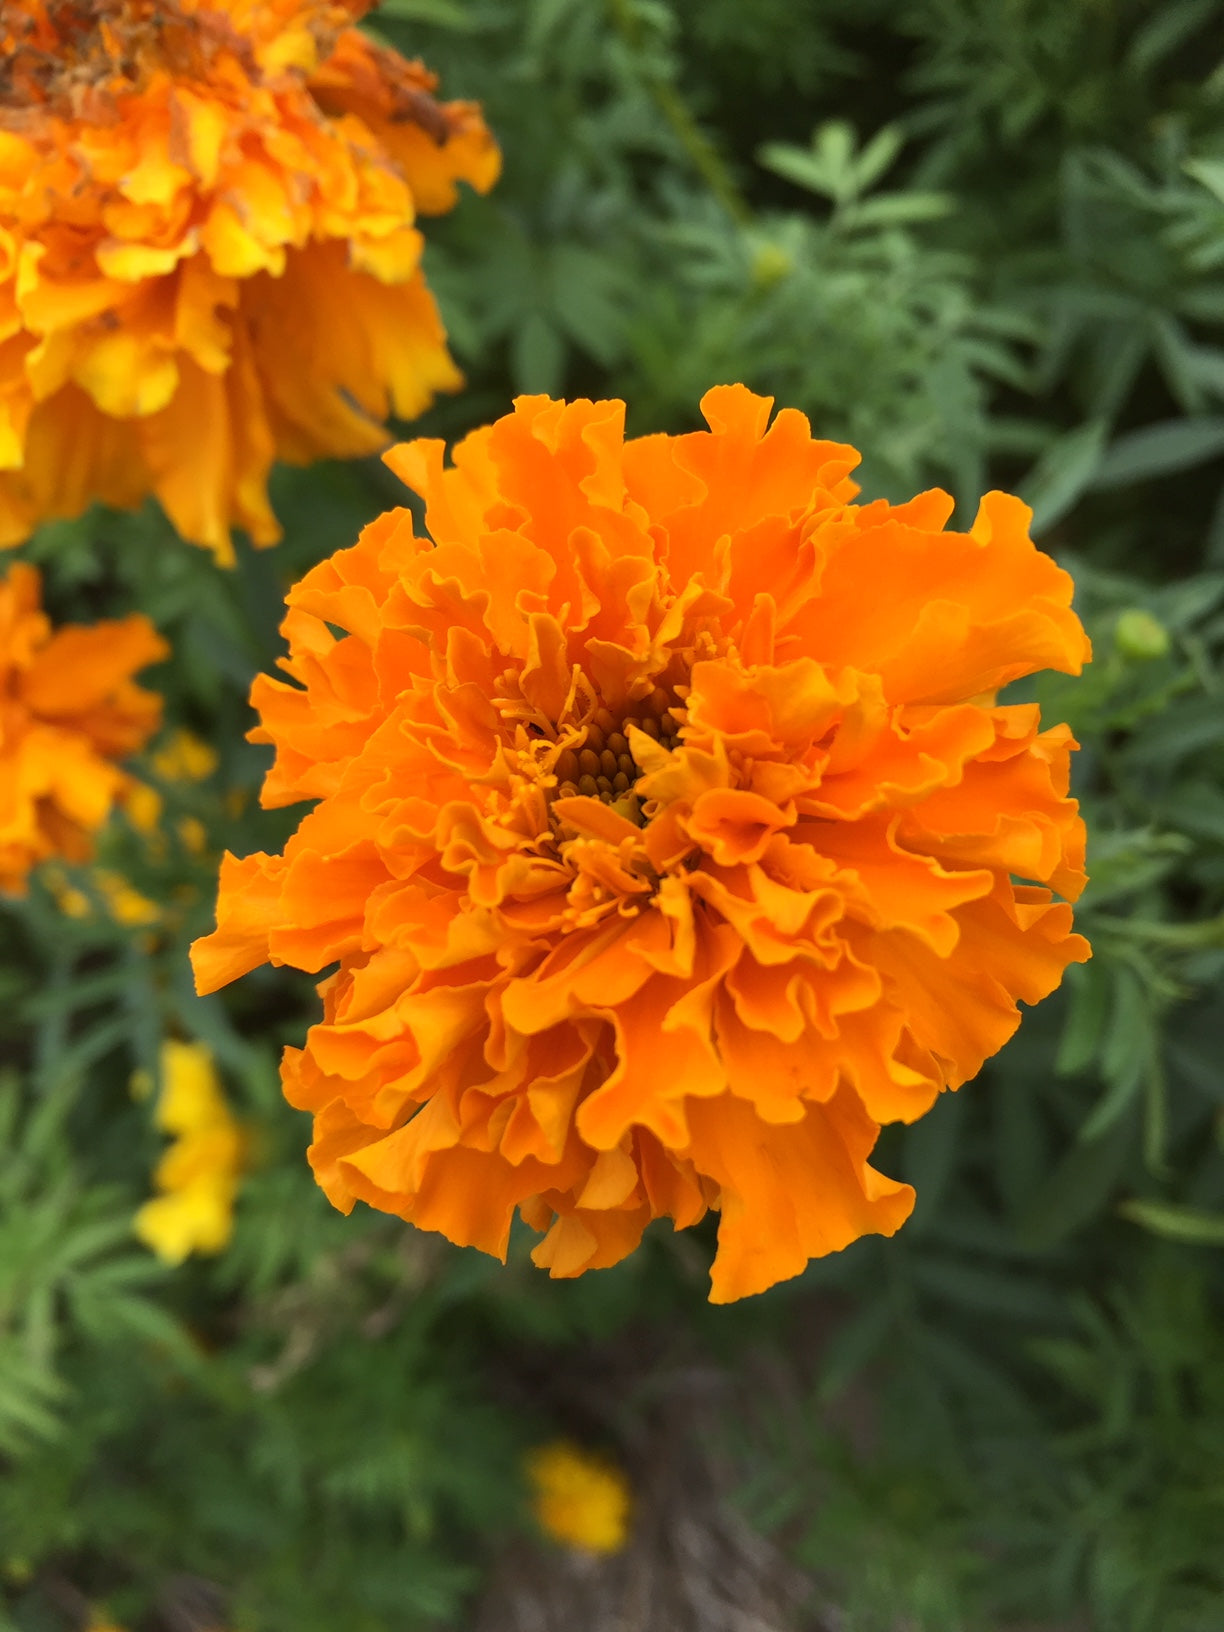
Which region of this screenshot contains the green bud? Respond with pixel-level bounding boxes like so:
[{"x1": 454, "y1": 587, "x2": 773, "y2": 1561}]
[
  {"x1": 1114, "y1": 608, "x2": 1170, "y2": 661},
  {"x1": 749, "y1": 242, "x2": 794, "y2": 289}
]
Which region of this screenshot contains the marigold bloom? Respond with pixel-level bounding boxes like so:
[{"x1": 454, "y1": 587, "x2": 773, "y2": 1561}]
[
  {"x1": 134, "y1": 1038, "x2": 245, "y2": 1263},
  {"x1": 0, "y1": 0, "x2": 499, "y2": 562},
  {"x1": 0, "y1": 561, "x2": 166, "y2": 892},
  {"x1": 527, "y1": 1442, "x2": 632, "y2": 1555},
  {"x1": 191, "y1": 385, "x2": 1091, "y2": 1302}
]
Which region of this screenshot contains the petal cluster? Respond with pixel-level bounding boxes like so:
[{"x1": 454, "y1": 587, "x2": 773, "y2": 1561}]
[
  {"x1": 0, "y1": 0, "x2": 499, "y2": 560},
  {"x1": 134, "y1": 1038, "x2": 245, "y2": 1264},
  {"x1": 192, "y1": 385, "x2": 1091, "y2": 1302},
  {"x1": 0, "y1": 561, "x2": 166, "y2": 892}
]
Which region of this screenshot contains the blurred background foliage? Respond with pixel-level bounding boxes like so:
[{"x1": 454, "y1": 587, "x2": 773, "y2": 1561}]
[{"x1": 3, "y1": 0, "x2": 1224, "y2": 1628}]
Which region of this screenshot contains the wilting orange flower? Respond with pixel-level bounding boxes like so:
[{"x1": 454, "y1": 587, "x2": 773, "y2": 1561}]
[
  {"x1": 0, "y1": 561, "x2": 165, "y2": 892},
  {"x1": 0, "y1": 0, "x2": 499, "y2": 562},
  {"x1": 192, "y1": 385, "x2": 1091, "y2": 1302}
]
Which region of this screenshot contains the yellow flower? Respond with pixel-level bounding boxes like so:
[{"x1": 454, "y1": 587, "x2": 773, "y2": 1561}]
[
  {"x1": 46, "y1": 873, "x2": 91, "y2": 918},
  {"x1": 527, "y1": 1442, "x2": 632, "y2": 1555},
  {"x1": 134, "y1": 1039, "x2": 245, "y2": 1265},
  {"x1": 98, "y1": 869, "x2": 161, "y2": 926},
  {"x1": 151, "y1": 729, "x2": 219, "y2": 784},
  {"x1": 123, "y1": 780, "x2": 164, "y2": 836},
  {"x1": 126, "y1": 734, "x2": 218, "y2": 857},
  {"x1": 48, "y1": 866, "x2": 160, "y2": 926},
  {"x1": 0, "y1": 0, "x2": 499, "y2": 561},
  {"x1": 177, "y1": 815, "x2": 209, "y2": 855}
]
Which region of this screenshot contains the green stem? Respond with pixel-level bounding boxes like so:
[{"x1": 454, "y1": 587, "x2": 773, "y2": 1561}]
[
  {"x1": 606, "y1": 0, "x2": 751, "y2": 224},
  {"x1": 1143, "y1": 1045, "x2": 1170, "y2": 1179}
]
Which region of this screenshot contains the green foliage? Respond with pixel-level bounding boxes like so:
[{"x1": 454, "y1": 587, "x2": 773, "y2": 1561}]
[
  {"x1": 743, "y1": 1249, "x2": 1224, "y2": 1632},
  {"x1": 5, "y1": 0, "x2": 1224, "y2": 1627},
  {"x1": 0, "y1": 1051, "x2": 529, "y2": 1630}
]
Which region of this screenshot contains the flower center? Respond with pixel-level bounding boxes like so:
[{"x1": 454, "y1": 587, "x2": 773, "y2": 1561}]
[
  {"x1": 0, "y1": 1, "x2": 249, "y2": 111},
  {"x1": 552, "y1": 689, "x2": 680, "y2": 807}
]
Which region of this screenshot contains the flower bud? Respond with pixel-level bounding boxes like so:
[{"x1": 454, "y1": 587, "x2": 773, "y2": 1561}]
[
  {"x1": 1114, "y1": 609, "x2": 1170, "y2": 661},
  {"x1": 750, "y1": 242, "x2": 794, "y2": 288}
]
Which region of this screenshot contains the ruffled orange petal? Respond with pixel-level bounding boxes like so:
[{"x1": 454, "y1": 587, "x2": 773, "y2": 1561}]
[
  {"x1": 686, "y1": 1087, "x2": 915, "y2": 1304},
  {"x1": 0, "y1": 562, "x2": 163, "y2": 891}
]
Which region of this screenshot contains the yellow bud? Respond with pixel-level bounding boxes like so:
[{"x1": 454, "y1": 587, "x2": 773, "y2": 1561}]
[
  {"x1": 152, "y1": 729, "x2": 219, "y2": 783},
  {"x1": 94, "y1": 870, "x2": 160, "y2": 926},
  {"x1": 124, "y1": 780, "x2": 163, "y2": 834},
  {"x1": 749, "y1": 242, "x2": 794, "y2": 289},
  {"x1": 178, "y1": 815, "x2": 209, "y2": 855},
  {"x1": 58, "y1": 884, "x2": 93, "y2": 918}
]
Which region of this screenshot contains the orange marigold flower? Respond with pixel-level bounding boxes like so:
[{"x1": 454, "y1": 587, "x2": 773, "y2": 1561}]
[
  {"x1": 191, "y1": 385, "x2": 1091, "y2": 1302},
  {"x1": 0, "y1": 0, "x2": 499, "y2": 562},
  {"x1": 0, "y1": 561, "x2": 166, "y2": 893}
]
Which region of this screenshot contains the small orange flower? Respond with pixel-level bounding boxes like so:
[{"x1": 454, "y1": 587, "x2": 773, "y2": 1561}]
[
  {"x1": 0, "y1": 561, "x2": 166, "y2": 893},
  {"x1": 0, "y1": 0, "x2": 499, "y2": 561},
  {"x1": 192, "y1": 386, "x2": 1091, "y2": 1302}
]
